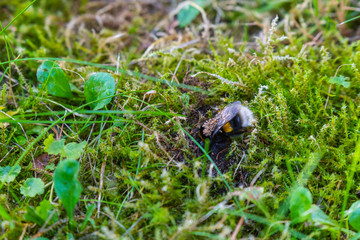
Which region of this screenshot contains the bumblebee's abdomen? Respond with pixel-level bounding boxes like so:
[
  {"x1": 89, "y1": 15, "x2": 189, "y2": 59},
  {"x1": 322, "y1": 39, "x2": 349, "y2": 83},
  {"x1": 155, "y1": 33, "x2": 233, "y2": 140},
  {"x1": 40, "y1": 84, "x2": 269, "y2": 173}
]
[
  {"x1": 223, "y1": 114, "x2": 243, "y2": 136},
  {"x1": 222, "y1": 122, "x2": 233, "y2": 133}
]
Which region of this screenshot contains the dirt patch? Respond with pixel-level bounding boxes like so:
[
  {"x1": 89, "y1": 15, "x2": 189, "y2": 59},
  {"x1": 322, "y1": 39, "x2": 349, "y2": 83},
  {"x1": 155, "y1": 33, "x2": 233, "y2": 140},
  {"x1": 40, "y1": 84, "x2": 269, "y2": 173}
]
[{"x1": 172, "y1": 102, "x2": 250, "y2": 187}]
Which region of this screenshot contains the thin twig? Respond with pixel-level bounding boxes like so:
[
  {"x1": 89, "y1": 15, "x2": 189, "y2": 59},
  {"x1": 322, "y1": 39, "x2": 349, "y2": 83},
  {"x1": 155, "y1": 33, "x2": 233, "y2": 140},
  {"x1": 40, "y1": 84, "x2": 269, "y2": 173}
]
[
  {"x1": 98, "y1": 158, "x2": 106, "y2": 218},
  {"x1": 250, "y1": 167, "x2": 266, "y2": 186},
  {"x1": 122, "y1": 216, "x2": 143, "y2": 239},
  {"x1": 233, "y1": 151, "x2": 246, "y2": 178},
  {"x1": 324, "y1": 84, "x2": 332, "y2": 110},
  {"x1": 0, "y1": 110, "x2": 29, "y2": 142},
  {"x1": 32, "y1": 218, "x2": 70, "y2": 238},
  {"x1": 19, "y1": 223, "x2": 28, "y2": 240},
  {"x1": 231, "y1": 217, "x2": 245, "y2": 240},
  {"x1": 0, "y1": 147, "x2": 13, "y2": 163},
  {"x1": 191, "y1": 71, "x2": 247, "y2": 87},
  {"x1": 37, "y1": 210, "x2": 56, "y2": 236}
]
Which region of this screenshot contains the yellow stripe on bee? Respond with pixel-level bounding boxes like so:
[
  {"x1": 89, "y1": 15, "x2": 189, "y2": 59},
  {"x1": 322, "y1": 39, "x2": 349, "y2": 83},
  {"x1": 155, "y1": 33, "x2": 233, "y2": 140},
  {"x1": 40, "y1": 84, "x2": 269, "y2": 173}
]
[{"x1": 222, "y1": 122, "x2": 233, "y2": 133}]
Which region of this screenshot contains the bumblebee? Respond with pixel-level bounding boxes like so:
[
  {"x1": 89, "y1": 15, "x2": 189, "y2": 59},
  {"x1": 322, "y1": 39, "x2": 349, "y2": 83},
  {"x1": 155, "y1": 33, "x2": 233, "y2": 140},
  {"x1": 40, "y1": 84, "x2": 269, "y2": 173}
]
[{"x1": 199, "y1": 101, "x2": 254, "y2": 141}]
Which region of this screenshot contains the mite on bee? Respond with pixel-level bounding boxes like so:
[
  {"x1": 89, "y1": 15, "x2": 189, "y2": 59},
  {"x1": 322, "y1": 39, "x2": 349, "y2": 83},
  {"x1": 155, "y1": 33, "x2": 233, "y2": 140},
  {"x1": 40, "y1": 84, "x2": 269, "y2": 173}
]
[{"x1": 199, "y1": 101, "x2": 254, "y2": 141}]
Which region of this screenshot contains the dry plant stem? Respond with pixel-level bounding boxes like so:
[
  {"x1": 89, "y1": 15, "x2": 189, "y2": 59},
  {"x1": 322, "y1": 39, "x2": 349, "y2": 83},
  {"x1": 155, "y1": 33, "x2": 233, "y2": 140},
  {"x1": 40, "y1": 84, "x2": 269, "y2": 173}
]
[
  {"x1": 232, "y1": 167, "x2": 264, "y2": 239},
  {"x1": 171, "y1": 200, "x2": 230, "y2": 239},
  {"x1": 234, "y1": 164, "x2": 267, "y2": 239},
  {"x1": 96, "y1": 1, "x2": 124, "y2": 15},
  {"x1": 31, "y1": 147, "x2": 37, "y2": 178},
  {"x1": 97, "y1": 33, "x2": 125, "y2": 55},
  {"x1": 324, "y1": 84, "x2": 332, "y2": 110},
  {"x1": 32, "y1": 217, "x2": 86, "y2": 238},
  {"x1": 65, "y1": 14, "x2": 98, "y2": 52},
  {"x1": 335, "y1": 0, "x2": 346, "y2": 30},
  {"x1": 98, "y1": 158, "x2": 106, "y2": 218},
  {"x1": 344, "y1": 6, "x2": 360, "y2": 11},
  {"x1": 192, "y1": 71, "x2": 246, "y2": 87},
  {"x1": 7, "y1": 62, "x2": 29, "y2": 92},
  {"x1": 50, "y1": 126, "x2": 59, "y2": 139},
  {"x1": 324, "y1": 64, "x2": 352, "y2": 110},
  {"x1": 0, "y1": 147, "x2": 13, "y2": 163},
  {"x1": 19, "y1": 223, "x2": 28, "y2": 240},
  {"x1": 233, "y1": 151, "x2": 246, "y2": 178},
  {"x1": 171, "y1": 49, "x2": 188, "y2": 83},
  {"x1": 59, "y1": 123, "x2": 65, "y2": 139},
  {"x1": 122, "y1": 216, "x2": 143, "y2": 239},
  {"x1": 41, "y1": 103, "x2": 77, "y2": 136},
  {"x1": 101, "y1": 212, "x2": 127, "y2": 231},
  {"x1": 138, "y1": 90, "x2": 156, "y2": 110},
  {"x1": 86, "y1": 123, "x2": 95, "y2": 146},
  {"x1": 37, "y1": 210, "x2": 56, "y2": 236},
  {"x1": 0, "y1": 110, "x2": 29, "y2": 142},
  {"x1": 292, "y1": 19, "x2": 314, "y2": 40},
  {"x1": 1, "y1": 72, "x2": 18, "y2": 85},
  {"x1": 61, "y1": 67, "x2": 85, "y2": 82},
  {"x1": 231, "y1": 216, "x2": 245, "y2": 240},
  {"x1": 155, "y1": 132, "x2": 172, "y2": 162},
  {"x1": 41, "y1": 98, "x2": 90, "y2": 118},
  {"x1": 250, "y1": 167, "x2": 266, "y2": 188}
]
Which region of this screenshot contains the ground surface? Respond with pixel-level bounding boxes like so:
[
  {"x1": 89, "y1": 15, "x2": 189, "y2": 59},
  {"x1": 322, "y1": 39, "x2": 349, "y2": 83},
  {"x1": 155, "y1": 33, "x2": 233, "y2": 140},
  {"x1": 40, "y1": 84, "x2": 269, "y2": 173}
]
[{"x1": 1, "y1": 0, "x2": 360, "y2": 239}]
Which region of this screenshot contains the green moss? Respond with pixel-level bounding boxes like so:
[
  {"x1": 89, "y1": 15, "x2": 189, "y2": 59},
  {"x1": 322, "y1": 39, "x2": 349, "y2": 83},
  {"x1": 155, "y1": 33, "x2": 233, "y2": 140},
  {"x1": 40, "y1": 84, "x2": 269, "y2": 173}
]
[{"x1": 3, "y1": 0, "x2": 360, "y2": 238}]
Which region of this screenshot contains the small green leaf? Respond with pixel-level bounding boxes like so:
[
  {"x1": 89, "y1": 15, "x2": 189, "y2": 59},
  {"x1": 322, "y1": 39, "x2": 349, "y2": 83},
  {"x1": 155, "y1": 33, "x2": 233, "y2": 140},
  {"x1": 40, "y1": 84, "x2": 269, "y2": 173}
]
[
  {"x1": 27, "y1": 125, "x2": 45, "y2": 136},
  {"x1": 290, "y1": 187, "x2": 312, "y2": 223},
  {"x1": 84, "y1": 72, "x2": 115, "y2": 110},
  {"x1": 0, "y1": 204, "x2": 12, "y2": 221},
  {"x1": 25, "y1": 200, "x2": 58, "y2": 226},
  {"x1": 349, "y1": 208, "x2": 360, "y2": 231},
  {"x1": 177, "y1": 0, "x2": 208, "y2": 27},
  {"x1": 45, "y1": 163, "x2": 55, "y2": 171},
  {"x1": 54, "y1": 159, "x2": 82, "y2": 221},
  {"x1": 24, "y1": 206, "x2": 44, "y2": 226},
  {"x1": 345, "y1": 201, "x2": 360, "y2": 217},
  {"x1": 36, "y1": 200, "x2": 58, "y2": 225},
  {"x1": 14, "y1": 135, "x2": 27, "y2": 145},
  {"x1": 37, "y1": 61, "x2": 73, "y2": 98},
  {"x1": 309, "y1": 205, "x2": 338, "y2": 227},
  {"x1": 0, "y1": 165, "x2": 21, "y2": 183},
  {"x1": 20, "y1": 178, "x2": 45, "y2": 197},
  {"x1": 44, "y1": 134, "x2": 65, "y2": 155},
  {"x1": 328, "y1": 75, "x2": 350, "y2": 88},
  {"x1": 44, "y1": 135, "x2": 86, "y2": 160},
  {"x1": 346, "y1": 201, "x2": 360, "y2": 231},
  {"x1": 80, "y1": 204, "x2": 96, "y2": 231},
  {"x1": 63, "y1": 141, "x2": 87, "y2": 160}
]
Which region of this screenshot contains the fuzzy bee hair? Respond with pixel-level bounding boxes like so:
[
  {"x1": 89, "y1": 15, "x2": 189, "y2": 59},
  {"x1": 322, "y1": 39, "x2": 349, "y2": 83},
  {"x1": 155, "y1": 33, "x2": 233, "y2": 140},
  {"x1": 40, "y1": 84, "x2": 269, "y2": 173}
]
[{"x1": 202, "y1": 101, "x2": 254, "y2": 138}]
